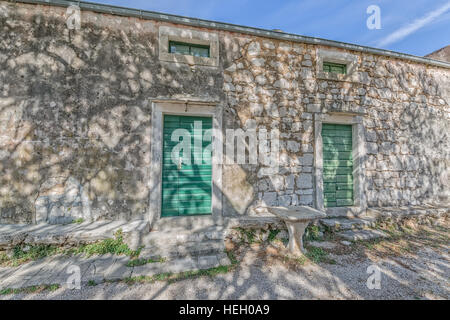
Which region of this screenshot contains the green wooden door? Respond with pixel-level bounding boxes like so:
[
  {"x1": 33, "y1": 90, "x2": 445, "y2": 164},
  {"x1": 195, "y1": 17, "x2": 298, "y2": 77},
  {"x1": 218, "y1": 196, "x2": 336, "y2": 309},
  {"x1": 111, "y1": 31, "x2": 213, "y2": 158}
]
[
  {"x1": 161, "y1": 115, "x2": 212, "y2": 217},
  {"x1": 322, "y1": 124, "x2": 354, "y2": 207}
]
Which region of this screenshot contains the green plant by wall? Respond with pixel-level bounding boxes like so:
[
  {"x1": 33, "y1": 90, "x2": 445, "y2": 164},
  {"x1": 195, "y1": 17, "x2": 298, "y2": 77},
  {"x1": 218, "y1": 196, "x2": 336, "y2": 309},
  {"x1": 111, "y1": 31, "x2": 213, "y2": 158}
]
[
  {"x1": 235, "y1": 227, "x2": 256, "y2": 244},
  {"x1": 0, "y1": 229, "x2": 141, "y2": 267},
  {"x1": 305, "y1": 225, "x2": 323, "y2": 242},
  {"x1": 69, "y1": 230, "x2": 141, "y2": 257},
  {"x1": 0, "y1": 284, "x2": 60, "y2": 296},
  {"x1": 267, "y1": 229, "x2": 280, "y2": 242},
  {"x1": 126, "y1": 256, "x2": 166, "y2": 267},
  {"x1": 0, "y1": 245, "x2": 63, "y2": 267}
]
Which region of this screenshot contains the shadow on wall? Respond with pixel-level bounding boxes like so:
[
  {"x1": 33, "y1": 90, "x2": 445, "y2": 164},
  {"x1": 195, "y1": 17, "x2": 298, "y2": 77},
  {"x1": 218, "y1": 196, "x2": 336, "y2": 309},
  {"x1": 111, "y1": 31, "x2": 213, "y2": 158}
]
[
  {"x1": 0, "y1": 92, "x2": 152, "y2": 224},
  {"x1": 397, "y1": 101, "x2": 449, "y2": 204},
  {"x1": 0, "y1": 11, "x2": 157, "y2": 224},
  {"x1": 0, "y1": 3, "x2": 228, "y2": 224},
  {"x1": 364, "y1": 72, "x2": 449, "y2": 207},
  {"x1": 346, "y1": 60, "x2": 450, "y2": 208}
]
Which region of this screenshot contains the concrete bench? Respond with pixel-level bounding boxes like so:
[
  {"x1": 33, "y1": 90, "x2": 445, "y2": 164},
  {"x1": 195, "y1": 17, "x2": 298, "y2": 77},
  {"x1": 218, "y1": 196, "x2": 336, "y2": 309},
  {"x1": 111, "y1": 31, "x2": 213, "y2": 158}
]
[{"x1": 266, "y1": 206, "x2": 327, "y2": 255}]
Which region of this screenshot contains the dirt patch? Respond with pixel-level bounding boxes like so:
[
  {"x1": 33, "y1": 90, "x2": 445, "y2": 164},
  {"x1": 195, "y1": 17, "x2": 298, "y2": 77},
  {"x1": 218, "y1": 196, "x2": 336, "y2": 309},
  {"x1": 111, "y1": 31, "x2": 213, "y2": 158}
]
[{"x1": 356, "y1": 223, "x2": 449, "y2": 261}]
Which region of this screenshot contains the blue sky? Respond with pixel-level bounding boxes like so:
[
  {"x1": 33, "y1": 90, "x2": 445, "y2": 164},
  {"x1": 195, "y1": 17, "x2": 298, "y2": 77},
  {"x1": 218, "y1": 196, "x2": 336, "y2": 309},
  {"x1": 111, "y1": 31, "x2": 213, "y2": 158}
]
[{"x1": 89, "y1": 0, "x2": 450, "y2": 57}]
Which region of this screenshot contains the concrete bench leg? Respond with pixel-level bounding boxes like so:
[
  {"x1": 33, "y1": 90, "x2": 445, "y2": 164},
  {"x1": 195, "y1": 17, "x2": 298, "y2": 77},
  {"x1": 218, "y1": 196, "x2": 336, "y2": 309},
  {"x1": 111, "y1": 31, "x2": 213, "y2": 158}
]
[{"x1": 285, "y1": 221, "x2": 308, "y2": 255}]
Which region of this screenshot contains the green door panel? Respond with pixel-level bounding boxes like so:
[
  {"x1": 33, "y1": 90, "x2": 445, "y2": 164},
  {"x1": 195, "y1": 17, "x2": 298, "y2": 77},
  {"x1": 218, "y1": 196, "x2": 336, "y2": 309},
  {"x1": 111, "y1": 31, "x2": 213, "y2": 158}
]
[
  {"x1": 161, "y1": 115, "x2": 213, "y2": 217},
  {"x1": 324, "y1": 183, "x2": 336, "y2": 192},
  {"x1": 322, "y1": 124, "x2": 354, "y2": 207}
]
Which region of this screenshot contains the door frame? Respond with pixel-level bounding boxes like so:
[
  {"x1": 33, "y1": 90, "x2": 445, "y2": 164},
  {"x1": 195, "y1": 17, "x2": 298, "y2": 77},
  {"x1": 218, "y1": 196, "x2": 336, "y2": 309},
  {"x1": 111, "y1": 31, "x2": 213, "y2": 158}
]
[
  {"x1": 148, "y1": 99, "x2": 223, "y2": 229},
  {"x1": 314, "y1": 113, "x2": 367, "y2": 216}
]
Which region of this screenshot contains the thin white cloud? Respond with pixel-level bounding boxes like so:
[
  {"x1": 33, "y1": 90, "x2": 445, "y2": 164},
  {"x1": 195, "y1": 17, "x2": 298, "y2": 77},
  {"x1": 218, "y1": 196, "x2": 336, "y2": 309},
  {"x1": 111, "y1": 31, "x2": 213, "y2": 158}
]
[{"x1": 378, "y1": 1, "x2": 450, "y2": 47}]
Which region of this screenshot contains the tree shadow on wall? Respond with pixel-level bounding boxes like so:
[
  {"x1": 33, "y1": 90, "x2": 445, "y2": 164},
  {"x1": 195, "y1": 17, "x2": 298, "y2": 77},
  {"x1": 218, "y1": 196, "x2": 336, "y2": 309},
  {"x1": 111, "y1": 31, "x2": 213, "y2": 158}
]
[
  {"x1": 0, "y1": 8, "x2": 221, "y2": 224},
  {"x1": 0, "y1": 9, "x2": 227, "y2": 296}
]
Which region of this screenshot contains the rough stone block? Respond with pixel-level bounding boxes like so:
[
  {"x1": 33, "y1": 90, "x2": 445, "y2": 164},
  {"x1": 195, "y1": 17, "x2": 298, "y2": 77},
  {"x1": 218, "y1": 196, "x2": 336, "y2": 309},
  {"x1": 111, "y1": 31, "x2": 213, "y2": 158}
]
[
  {"x1": 307, "y1": 103, "x2": 321, "y2": 113},
  {"x1": 338, "y1": 229, "x2": 388, "y2": 241},
  {"x1": 296, "y1": 174, "x2": 313, "y2": 189}
]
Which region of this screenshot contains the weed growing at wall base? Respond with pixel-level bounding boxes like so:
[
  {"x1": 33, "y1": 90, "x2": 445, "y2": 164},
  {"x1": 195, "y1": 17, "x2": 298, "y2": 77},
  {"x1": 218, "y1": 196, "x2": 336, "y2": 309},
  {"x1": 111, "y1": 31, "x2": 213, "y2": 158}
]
[
  {"x1": 0, "y1": 284, "x2": 60, "y2": 296},
  {"x1": 0, "y1": 229, "x2": 141, "y2": 267},
  {"x1": 71, "y1": 230, "x2": 141, "y2": 257},
  {"x1": 126, "y1": 256, "x2": 166, "y2": 267},
  {"x1": 0, "y1": 244, "x2": 62, "y2": 267}
]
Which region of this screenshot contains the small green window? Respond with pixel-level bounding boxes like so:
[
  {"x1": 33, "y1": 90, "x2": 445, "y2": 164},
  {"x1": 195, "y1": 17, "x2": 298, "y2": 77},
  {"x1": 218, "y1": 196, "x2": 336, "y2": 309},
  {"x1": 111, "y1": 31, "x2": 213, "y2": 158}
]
[
  {"x1": 323, "y1": 62, "x2": 347, "y2": 74},
  {"x1": 169, "y1": 41, "x2": 210, "y2": 58}
]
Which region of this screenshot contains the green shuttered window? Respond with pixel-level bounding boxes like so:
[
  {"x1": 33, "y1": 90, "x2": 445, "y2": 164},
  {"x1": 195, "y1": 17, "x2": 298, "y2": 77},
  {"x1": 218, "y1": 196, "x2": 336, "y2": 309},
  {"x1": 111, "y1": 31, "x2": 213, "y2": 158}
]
[
  {"x1": 322, "y1": 124, "x2": 354, "y2": 207},
  {"x1": 162, "y1": 115, "x2": 212, "y2": 217},
  {"x1": 169, "y1": 41, "x2": 210, "y2": 58},
  {"x1": 323, "y1": 62, "x2": 347, "y2": 74}
]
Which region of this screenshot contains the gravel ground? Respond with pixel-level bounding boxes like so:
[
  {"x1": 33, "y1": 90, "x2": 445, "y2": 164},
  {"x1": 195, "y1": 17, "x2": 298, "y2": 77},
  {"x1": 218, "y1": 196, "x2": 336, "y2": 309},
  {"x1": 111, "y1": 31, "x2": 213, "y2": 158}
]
[{"x1": 1, "y1": 224, "x2": 449, "y2": 300}]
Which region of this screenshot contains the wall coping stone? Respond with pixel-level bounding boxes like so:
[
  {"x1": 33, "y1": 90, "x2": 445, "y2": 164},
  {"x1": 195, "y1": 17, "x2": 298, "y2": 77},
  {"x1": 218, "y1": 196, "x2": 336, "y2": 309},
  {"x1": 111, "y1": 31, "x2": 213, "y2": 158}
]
[{"x1": 13, "y1": 0, "x2": 450, "y2": 69}]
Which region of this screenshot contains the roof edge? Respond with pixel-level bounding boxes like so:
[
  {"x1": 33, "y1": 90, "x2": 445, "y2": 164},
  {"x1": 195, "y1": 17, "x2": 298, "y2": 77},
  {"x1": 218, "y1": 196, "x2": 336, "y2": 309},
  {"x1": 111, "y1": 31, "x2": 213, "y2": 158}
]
[{"x1": 10, "y1": 0, "x2": 450, "y2": 69}]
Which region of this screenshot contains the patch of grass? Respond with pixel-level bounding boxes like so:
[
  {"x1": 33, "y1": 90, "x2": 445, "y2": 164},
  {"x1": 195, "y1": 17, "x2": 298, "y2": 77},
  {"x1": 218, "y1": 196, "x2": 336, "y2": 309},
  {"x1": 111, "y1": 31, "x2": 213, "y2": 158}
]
[
  {"x1": 361, "y1": 239, "x2": 377, "y2": 250},
  {"x1": 126, "y1": 256, "x2": 166, "y2": 267},
  {"x1": 305, "y1": 246, "x2": 335, "y2": 264},
  {"x1": 281, "y1": 237, "x2": 289, "y2": 247},
  {"x1": 47, "y1": 284, "x2": 60, "y2": 291},
  {"x1": 400, "y1": 225, "x2": 416, "y2": 235},
  {"x1": 0, "y1": 252, "x2": 7, "y2": 265},
  {"x1": 0, "y1": 245, "x2": 64, "y2": 267},
  {"x1": 154, "y1": 272, "x2": 173, "y2": 281},
  {"x1": 124, "y1": 264, "x2": 235, "y2": 285},
  {"x1": 68, "y1": 230, "x2": 141, "y2": 258},
  {"x1": 305, "y1": 225, "x2": 323, "y2": 241},
  {"x1": 382, "y1": 227, "x2": 402, "y2": 239},
  {"x1": 321, "y1": 224, "x2": 333, "y2": 235},
  {"x1": 226, "y1": 249, "x2": 238, "y2": 266},
  {"x1": 122, "y1": 276, "x2": 144, "y2": 285},
  {"x1": 87, "y1": 280, "x2": 97, "y2": 286},
  {"x1": 267, "y1": 229, "x2": 280, "y2": 242},
  {"x1": 281, "y1": 247, "x2": 336, "y2": 267},
  {"x1": 283, "y1": 254, "x2": 308, "y2": 266},
  {"x1": 72, "y1": 218, "x2": 85, "y2": 224},
  {"x1": 236, "y1": 227, "x2": 256, "y2": 244},
  {"x1": 123, "y1": 249, "x2": 239, "y2": 285},
  {"x1": 434, "y1": 225, "x2": 449, "y2": 233},
  {"x1": 0, "y1": 284, "x2": 60, "y2": 296},
  {"x1": 0, "y1": 288, "x2": 19, "y2": 295},
  {"x1": 0, "y1": 229, "x2": 141, "y2": 267},
  {"x1": 123, "y1": 272, "x2": 172, "y2": 285}
]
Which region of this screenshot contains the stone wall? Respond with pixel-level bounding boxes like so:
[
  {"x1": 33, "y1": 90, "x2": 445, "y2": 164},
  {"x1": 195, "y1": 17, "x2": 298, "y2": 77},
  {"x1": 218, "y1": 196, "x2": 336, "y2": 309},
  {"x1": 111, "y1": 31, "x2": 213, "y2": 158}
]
[
  {"x1": 0, "y1": 2, "x2": 226, "y2": 223},
  {"x1": 0, "y1": 1, "x2": 449, "y2": 224},
  {"x1": 221, "y1": 37, "x2": 450, "y2": 215}
]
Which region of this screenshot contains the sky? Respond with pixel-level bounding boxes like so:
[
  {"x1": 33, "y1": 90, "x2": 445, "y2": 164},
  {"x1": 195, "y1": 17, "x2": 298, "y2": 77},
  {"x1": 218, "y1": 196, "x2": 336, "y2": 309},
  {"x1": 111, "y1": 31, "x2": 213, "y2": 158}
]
[{"x1": 89, "y1": 0, "x2": 450, "y2": 57}]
